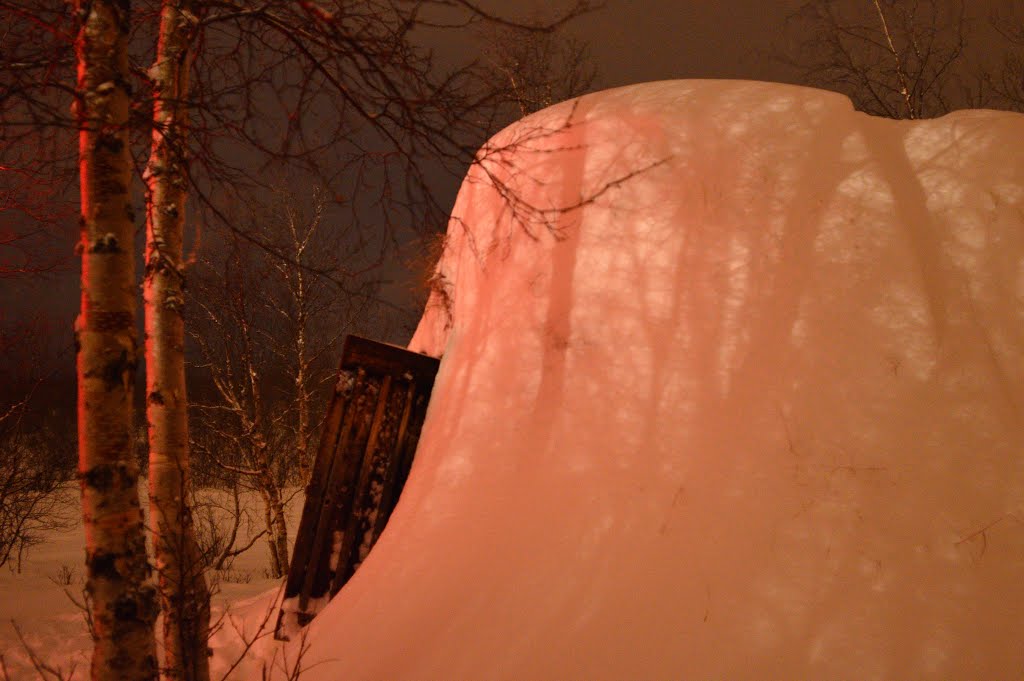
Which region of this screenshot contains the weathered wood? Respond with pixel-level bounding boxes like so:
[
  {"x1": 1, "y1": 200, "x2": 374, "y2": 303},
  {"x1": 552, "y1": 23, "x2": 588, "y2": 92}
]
[
  {"x1": 282, "y1": 370, "x2": 351, "y2": 605},
  {"x1": 294, "y1": 369, "x2": 365, "y2": 612},
  {"x1": 340, "y1": 335, "x2": 440, "y2": 384},
  {"x1": 370, "y1": 382, "x2": 416, "y2": 543},
  {"x1": 330, "y1": 375, "x2": 392, "y2": 594},
  {"x1": 301, "y1": 371, "x2": 376, "y2": 610},
  {"x1": 395, "y1": 390, "x2": 431, "y2": 493},
  {"x1": 350, "y1": 374, "x2": 407, "y2": 573},
  {"x1": 276, "y1": 337, "x2": 439, "y2": 639}
]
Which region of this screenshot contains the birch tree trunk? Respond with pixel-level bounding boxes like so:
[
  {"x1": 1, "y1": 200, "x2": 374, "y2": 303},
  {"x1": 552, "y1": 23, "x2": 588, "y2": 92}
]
[
  {"x1": 74, "y1": 2, "x2": 158, "y2": 679},
  {"x1": 143, "y1": 2, "x2": 210, "y2": 680},
  {"x1": 261, "y1": 477, "x2": 290, "y2": 578},
  {"x1": 287, "y1": 206, "x2": 312, "y2": 486},
  {"x1": 295, "y1": 313, "x2": 311, "y2": 484}
]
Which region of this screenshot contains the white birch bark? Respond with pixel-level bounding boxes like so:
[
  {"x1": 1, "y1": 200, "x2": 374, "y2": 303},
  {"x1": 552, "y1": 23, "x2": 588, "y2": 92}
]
[
  {"x1": 75, "y1": 1, "x2": 158, "y2": 679},
  {"x1": 143, "y1": 2, "x2": 210, "y2": 680}
]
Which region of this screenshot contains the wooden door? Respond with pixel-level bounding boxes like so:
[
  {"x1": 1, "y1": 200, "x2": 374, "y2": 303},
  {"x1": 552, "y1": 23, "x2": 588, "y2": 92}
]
[{"x1": 276, "y1": 335, "x2": 439, "y2": 639}]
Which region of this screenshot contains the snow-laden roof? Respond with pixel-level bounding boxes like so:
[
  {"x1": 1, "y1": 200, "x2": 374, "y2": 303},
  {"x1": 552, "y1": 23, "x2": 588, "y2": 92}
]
[{"x1": 299, "y1": 80, "x2": 1024, "y2": 679}]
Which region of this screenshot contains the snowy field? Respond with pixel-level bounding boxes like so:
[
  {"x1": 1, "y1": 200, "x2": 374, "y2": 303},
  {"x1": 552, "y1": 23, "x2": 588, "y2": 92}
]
[
  {"x1": 3, "y1": 79, "x2": 1024, "y2": 679},
  {"x1": 0, "y1": 482, "x2": 303, "y2": 680}
]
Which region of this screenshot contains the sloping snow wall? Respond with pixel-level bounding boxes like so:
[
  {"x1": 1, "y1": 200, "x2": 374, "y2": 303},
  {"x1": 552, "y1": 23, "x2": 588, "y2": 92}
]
[{"x1": 300, "y1": 81, "x2": 1024, "y2": 679}]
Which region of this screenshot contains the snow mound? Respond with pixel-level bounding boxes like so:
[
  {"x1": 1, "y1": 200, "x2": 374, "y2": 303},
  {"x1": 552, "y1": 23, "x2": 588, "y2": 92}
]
[{"x1": 300, "y1": 80, "x2": 1024, "y2": 679}]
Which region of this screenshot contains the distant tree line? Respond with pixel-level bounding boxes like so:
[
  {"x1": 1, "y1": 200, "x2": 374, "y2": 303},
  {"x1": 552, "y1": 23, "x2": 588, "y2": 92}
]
[{"x1": 780, "y1": 0, "x2": 1024, "y2": 118}]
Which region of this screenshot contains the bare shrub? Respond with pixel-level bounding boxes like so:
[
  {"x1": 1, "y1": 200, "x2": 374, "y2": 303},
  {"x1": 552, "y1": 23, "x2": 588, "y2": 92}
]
[
  {"x1": 48, "y1": 563, "x2": 78, "y2": 587},
  {"x1": 193, "y1": 482, "x2": 266, "y2": 573},
  {"x1": 0, "y1": 426, "x2": 72, "y2": 572}
]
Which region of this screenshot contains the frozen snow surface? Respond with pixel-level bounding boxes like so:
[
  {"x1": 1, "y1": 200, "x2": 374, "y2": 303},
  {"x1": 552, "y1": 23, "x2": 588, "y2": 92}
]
[
  {"x1": 285, "y1": 80, "x2": 1024, "y2": 680},
  {"x1": 0, "y1": 484, "x2": 303, "y2": 680}
]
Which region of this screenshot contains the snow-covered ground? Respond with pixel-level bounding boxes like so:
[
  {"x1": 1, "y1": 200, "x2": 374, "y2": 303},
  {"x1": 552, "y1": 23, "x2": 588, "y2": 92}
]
[
  {"x1": 4, "y1": 79, "x2": 1023, "y2": 679},
  {"x1": 0, "y1": 482, "x2": 302, "y2": 680}
]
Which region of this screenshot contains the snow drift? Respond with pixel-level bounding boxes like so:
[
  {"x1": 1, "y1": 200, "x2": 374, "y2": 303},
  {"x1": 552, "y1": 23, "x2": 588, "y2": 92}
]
[{"x1": 295, "y1": 80, "x2": 1024, "y2": 679}]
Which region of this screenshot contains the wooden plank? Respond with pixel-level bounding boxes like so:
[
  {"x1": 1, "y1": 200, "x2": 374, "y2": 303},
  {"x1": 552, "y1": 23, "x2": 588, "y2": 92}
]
[
  {"x1": 286, "y1": 371, "x2": 351, "y2": 577},
  {"x1": 370, "y1": 381, "x2": 417, "y2": 543},
  {"x1": 352, "y1": 376, "x2": 407, "y2": 569},
  {"x1": 394, "y1": 389, "x2": 430, "y2": 493},
  {"x1": 323, "y1": 373, "x2": 382, "y2": 595},
  {"x1": 276, "y1": 367, "x2": 357, "y2": 638},
  {"x1": 297, "y1": 369, "x2": 370, "y2": 611},
  {"x1": 340, "y1": 335, "x2": 439, "y2": 384},
  {"x1": 330, "y1": 374, "x2": 392, "y2": 594},
  {"x1": 278, "y1": 335, "x2": 440, "y2": 638}
]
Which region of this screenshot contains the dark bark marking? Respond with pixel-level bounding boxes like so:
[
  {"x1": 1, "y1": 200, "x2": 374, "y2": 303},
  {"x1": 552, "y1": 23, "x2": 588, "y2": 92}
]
[
  {"x1": 88, "y1": 233, "x2": 122, "y2": 253},
  {"x1": 87, "y1": 310, "x2": 133, "y2": 332},
  {"x1": 88, "y1": 549, "x2": 120, "y2": 579},
  {"x1": 81, "y1": 462, "x2": 136, "y2": 491},
  {"x1": 100, "y1": 349, "x2": 134, "y2": 390}
]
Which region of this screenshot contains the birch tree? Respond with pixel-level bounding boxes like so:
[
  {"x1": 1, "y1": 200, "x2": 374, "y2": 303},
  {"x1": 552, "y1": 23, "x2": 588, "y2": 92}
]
[
  {"x1": 74, "y1": 1, "x2": 158, "y2": 679},
  {"x1": 779, "y1": 0, "x2": 1024, "y2": 118},
  {"x1": 990, "y1": 4, "x2": 1024, "y2": 109},
  {"x1": 189, "y1": 238, "x2": 295, "y2": 578},
  {"x1": 479, "y1": 20, "x2": 596, "y2": 119},
  {"x1": 143, "y1": 1, "x2": 209, "y2": 679},
  {"x1": 188, "y1": 188, "x2": 378, "y2": 578}
]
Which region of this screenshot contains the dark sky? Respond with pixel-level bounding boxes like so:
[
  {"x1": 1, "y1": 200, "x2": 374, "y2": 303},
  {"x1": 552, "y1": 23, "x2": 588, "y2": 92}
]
[
  {"x1": 569, "y1": 0, "x2": 799, "y2": 88},
  {"x1": 566, "y1": 0, "x2": 1016, "y2": 95}
]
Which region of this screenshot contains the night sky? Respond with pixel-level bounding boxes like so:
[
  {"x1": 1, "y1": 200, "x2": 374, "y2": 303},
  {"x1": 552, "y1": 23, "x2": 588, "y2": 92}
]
[
  {"x1": 560, "y1": 0, "x2": 1012, "y2": 94},
  {"x1": 570, "y1": 0, "x2": 797, "y2": 87}
]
